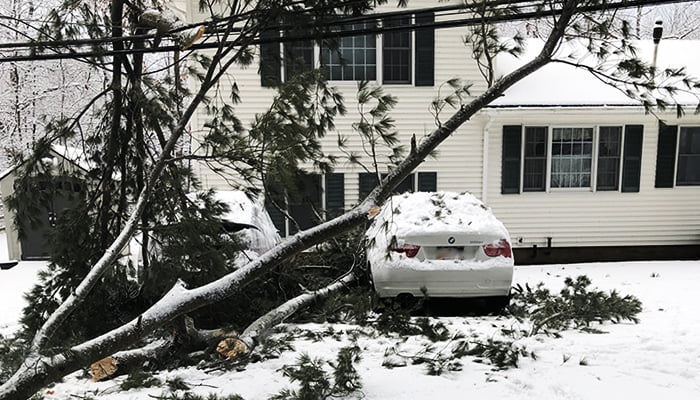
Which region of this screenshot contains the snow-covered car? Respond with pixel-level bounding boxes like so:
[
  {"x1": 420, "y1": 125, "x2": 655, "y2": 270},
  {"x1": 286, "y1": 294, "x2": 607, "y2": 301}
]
[
  {"x1": 128, "y1": 190, "x2": 280, "y2": 268},
  {"x1": 365, "y1": 191, "x2": 513, "y2": 302},
  {"x1": 194, "y1": 190, "x2": 281, "y2": 256}
]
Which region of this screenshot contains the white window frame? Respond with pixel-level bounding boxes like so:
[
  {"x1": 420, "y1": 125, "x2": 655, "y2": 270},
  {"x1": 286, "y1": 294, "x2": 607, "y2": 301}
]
[{"x1": 520, "y1": 125, "x2": 626, "y2": 193}]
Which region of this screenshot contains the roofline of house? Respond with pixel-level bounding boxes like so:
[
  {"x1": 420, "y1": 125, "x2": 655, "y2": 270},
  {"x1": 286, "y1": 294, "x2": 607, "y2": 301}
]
[
  {"x1": 484, "y1": 103, "x2": 697, "y2": 110},
  {"x1": 485, "y1": 103, "x2": 639, "y2": 108},
  {"x1": 0, "y1": 166, "x2": 16, "y2": 181},
  {"x1": 0, "y1": 147, "x2": 90, "y2": 182}
]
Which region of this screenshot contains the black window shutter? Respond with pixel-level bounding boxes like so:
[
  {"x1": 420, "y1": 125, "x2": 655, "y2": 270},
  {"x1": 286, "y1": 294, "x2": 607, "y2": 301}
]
[
  {"x1": 621, "y1": 125, "x2": 644, "y2": 193},
  {"x1": 393, "y1": 174, "x2": 415, "y2": 194},
  {"x1": 288, "y1": 174, "x2": 321, "y2": 235},
  {"x1": 501, "y1": 125, "x2": 522, "y2": 194},
  {"x1": 265, "y1": 181, "x2": 287, "y2": 236},
  {"x1": 324, "y1": 173, "x2": 344, "y2": 218},
  {"x1": 417, "y1": 172, "x2": 437, "y2": 191},
  {"x1": 654, "y1": 122, "x2": 678, "y2": 188},
  {"x1": 359, "y1": 173, "x2": 379, "y2": 200},
  {"x1": 414, "y1": 12, "x2": 434, "y2": 87},
  {"x1": 260, "y1": 28, "x2": 281, "y2": 87}
]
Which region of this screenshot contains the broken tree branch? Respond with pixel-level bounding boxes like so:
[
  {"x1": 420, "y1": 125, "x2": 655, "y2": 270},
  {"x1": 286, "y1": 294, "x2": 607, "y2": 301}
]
[
  {"x1": 227, "y1": 271, "x2": 357, "y2": 357},
  {"x1": 89, "y1": 272, "x2": 354, "y2": 380}
]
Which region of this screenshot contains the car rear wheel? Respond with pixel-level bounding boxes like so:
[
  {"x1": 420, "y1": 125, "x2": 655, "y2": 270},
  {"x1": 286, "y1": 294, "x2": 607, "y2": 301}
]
[{"x1": 484, "y1": 295, "x2": 510, "y2": 314}]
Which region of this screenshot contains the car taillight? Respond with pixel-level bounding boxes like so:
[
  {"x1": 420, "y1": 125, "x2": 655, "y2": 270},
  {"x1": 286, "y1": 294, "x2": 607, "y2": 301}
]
[
  {"x1": 483, "y1": 239, "x2": 512, "y2": 258},
  {"x1": 392, "y1": 244, "x2": 421, "y2": 258}
]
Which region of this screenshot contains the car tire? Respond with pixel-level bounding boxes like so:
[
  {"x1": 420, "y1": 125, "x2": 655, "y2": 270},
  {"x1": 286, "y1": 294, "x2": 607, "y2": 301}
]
[{"x1": 485, "y1": 295, "x2": 510, "y2": 314}]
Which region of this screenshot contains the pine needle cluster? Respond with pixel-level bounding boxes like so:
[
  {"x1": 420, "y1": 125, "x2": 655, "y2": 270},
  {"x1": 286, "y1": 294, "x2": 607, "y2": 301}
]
[{"x1": 508, "y1": 275, "x2": 643, "y2": 335}]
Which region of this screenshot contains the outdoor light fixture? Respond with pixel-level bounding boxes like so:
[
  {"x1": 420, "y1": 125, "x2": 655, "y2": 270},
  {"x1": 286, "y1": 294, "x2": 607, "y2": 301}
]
[
  {"x1": 653, "y1": 19, "x2": 663, "y2": 44},
  {"x1": 652, "y1": 19, "x2": 663, "y2": 70}
]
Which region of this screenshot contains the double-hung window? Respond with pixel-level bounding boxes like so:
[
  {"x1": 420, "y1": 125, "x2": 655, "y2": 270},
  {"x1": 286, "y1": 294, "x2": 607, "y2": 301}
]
[
  {"x1": 321, "y1": 22, "x2": 377, "y2": 81},
  {"x1": 596, "y1": 126, "x2": 623, "y2": 190},
  {"x1": 259, "y1": 12, "x2": 434, "y2": 87},
  {"x1": 382, "y1": 16, "x2": 412, "y2": 84},
  {"x1": 676, "y1": 127, "x2": 700, "y2": 185},
  {"x1": 549, "y1": 127, "x2": 594, "y2": 189},
  {"x1": 655, "y1": 124, "x2": 700, "y2": 187},
  {"x1": 502, "y1": 125, "x2": 644, "y2": 194}
]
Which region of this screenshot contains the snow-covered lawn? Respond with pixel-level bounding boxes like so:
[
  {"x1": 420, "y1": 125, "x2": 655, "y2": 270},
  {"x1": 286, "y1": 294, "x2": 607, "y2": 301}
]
[
  {"x1": 0, "y1": 260, "x2": 45, "y2": 337},
  {"x1": 1, "y1": 260, "x2": 699, "y2": 399}
]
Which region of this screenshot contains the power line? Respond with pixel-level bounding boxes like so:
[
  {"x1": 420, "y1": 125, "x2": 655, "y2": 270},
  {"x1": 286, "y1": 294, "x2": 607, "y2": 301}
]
[
  {"x1": 0, "y1": 0, "x2": 372, "y2": 52},
  {"x1": 0, "y1": 0, "x2": 643, "y2": 54},
  {"x1": 0, "y1": 0, "x2": 694, "y2": 63}
]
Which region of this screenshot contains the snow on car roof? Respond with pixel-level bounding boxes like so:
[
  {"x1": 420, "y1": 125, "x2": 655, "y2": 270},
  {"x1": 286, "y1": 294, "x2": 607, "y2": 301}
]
[
  {"x1": 368, "y1": 191, "x2": 509, "y2": 239},
  {"x1": 187, "y1": 190, "x2": 280, "y2": 251},
  {"x1": 490, "y1": 39, "x2": 700, "y2": 107}
]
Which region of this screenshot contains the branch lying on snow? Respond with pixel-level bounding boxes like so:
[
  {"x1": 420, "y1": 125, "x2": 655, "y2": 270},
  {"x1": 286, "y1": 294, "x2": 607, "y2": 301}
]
[
  {"x1": 223, "y1": 271, "x2": 357, "y2": 358},
  {"x1": 89, "y1": 317, "x2": 239, "y2": 381},
  {"x1": 89, "y1": 271, "x2": 355, "y2": 381},
  {"x1": 90, "y1": 339, "x2": 172, "y2": 382}
]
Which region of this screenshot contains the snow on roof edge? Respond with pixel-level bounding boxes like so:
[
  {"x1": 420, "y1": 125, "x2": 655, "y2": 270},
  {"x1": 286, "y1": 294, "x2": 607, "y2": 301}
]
[{"x1": 492, "y1": 38, "x2": 700, "y2": 107}]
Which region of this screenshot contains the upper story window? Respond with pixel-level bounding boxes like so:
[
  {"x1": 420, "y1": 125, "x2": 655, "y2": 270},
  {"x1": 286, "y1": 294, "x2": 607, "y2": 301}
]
[
  {"x1": 382, "y1": 16, "x2": 412, "y2": 84},
  {"x1": 284, "y1": 40, "x2": 314, "y2": 81},
  {"x1": 503, "y1": 125, "x2": 644, "y2": 194},
  {"x1": 259, "y1": 12, "x2": 434, "y2": 87},
  {"x1": 321, "y1": 22, "x2": 377, "y2": 81}
]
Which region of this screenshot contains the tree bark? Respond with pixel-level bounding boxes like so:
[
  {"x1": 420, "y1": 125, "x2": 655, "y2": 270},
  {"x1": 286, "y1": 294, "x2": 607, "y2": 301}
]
[
  {"x1": 226, "y1": 272, "x2": 357, "y2": 358},
  {"x1": 89, "y1": 272, "x2": 353, "y2": 380},
  {"x1": 88, "y1": 316, "x2": 239, "y2": 381}
]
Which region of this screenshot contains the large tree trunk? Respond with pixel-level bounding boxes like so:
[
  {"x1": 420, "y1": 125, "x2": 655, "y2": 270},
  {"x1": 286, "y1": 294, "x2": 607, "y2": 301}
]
[{"x1": 90, "y1": 272, "x2": 354, "y2": 381}]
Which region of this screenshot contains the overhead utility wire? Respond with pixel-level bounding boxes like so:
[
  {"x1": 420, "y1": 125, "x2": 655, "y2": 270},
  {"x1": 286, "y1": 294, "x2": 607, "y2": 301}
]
[
  {"x1": 0, "y1": 0, "x2": 692, "y2": 63},
  {"x1": 0, "y1": 0, "x2": 374, "y2": 51},
  {"x1": 0, "y1": 0, "x2": 540, "y2": 52},
  {"x1": 2, "y1": 0, "x2": 695, "y2": 53}
]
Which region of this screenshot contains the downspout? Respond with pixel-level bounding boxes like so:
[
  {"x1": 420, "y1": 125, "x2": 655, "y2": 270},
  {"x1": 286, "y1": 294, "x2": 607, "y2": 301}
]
[{"x1": 482, "y1": 112, "x2": 494, "y2": 203}]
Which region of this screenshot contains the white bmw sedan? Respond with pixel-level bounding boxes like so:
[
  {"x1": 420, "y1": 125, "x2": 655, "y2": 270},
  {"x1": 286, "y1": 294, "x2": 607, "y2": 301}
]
[{"x1": 366, "y1": 191, "x2": 513, "y2": 303}]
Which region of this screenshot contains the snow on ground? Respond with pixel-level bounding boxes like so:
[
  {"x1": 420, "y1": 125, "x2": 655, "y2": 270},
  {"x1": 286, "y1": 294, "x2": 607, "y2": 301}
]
[
  {"x1": 1, "y1": 260, "x2": 699, "y2": 399},
  {"x1": 0, "y1": 260, "x2": 45, "y2": 336},
  {"x1": 0, "y1": 230, "x2": 8, "y2": 262}
]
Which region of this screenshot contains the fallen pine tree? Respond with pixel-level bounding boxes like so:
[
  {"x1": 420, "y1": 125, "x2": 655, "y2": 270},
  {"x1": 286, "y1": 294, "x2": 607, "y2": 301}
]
[{"x1": 89, "y1": 272, "x2": 357, "y2": 381}]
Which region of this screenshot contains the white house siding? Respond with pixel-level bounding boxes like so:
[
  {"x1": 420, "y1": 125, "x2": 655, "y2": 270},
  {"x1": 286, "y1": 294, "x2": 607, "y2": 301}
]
[
  {"x1": 0, "y1": 171, "x2": 20, "y2": 260},
  {"x1": 186, "y1": 0, "x2": 490, "y2": 207},
  {"x1": 483, "y1": 108, "x2": 700, "y2": 249}
]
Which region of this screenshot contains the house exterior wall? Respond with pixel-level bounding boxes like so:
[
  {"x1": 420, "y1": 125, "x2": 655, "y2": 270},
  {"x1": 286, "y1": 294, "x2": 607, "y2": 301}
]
[
  {"x1": 186, "y1": 0, "x2": 488, "y2": 208},
  {"x1": 0, "y1": 170, "x2": 20, "y2": 260},
  {"x1": 483, "y1": 107, "x2": 700, "y2": 250},
  {"x1": 184, "y1": 1, "x2": 700, "y2": 255}
]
